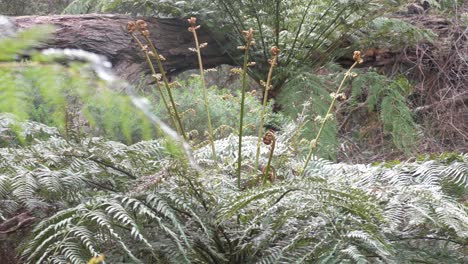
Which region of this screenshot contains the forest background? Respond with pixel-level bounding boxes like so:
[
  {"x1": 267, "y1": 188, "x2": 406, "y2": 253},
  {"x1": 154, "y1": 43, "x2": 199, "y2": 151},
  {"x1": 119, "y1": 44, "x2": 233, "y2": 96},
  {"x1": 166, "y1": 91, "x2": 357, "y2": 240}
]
[{"x1": 0, "y1": 0, "x2": 467, "y2": 263}]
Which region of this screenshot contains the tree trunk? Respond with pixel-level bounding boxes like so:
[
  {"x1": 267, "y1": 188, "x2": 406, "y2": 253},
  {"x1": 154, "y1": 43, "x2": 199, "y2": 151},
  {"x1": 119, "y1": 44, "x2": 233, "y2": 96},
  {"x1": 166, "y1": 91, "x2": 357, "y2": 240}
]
[{"x1": 11, "y1": 14, "x2": 232, "y2": 82}]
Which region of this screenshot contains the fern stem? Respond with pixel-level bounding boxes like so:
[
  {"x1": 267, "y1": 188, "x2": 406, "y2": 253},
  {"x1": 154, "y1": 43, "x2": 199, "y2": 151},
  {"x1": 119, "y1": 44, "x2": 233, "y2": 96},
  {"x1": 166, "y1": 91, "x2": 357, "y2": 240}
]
[
  {"x1": 255, "y1": 50, "x2": 278, "y2": 170},
  {"x1": 131, "y1": 34, "x2": 177, "y2": 130},
  {"x1": 189, "y1": 20, "x2": 217, "y2": 163},
  {"x1": 143, "y1": 35, "x2": 187, "y2": 140},
  {"x1": 263, "y1": 136, "x2": 275, "y2": 185},
  {"x1": 300, "y1": 61, "x2": 358, "y2": 176},
  {"x1": 237, "y1": 32, "x2": 253, "y2": 189},
  {"x1": 247, "y1": 0, "x2": 268, "y2": 60}
]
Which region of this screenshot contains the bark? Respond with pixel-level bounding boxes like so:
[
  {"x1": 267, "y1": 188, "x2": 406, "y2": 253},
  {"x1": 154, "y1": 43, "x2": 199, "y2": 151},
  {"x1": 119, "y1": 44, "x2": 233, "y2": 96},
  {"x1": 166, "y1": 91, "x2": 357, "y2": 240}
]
[
  {"x1": 9, "y1": 14, "x2": 451, "y2": 82},
  {"x1": 0, "y1": 212, "x2": 36, "y2": 264},
  {"x1": 0, "y1": 212, "x2": 35, "y2": 237},
  {"x1": 11, "y1": 14, "x2": 232, "y2": 82}
]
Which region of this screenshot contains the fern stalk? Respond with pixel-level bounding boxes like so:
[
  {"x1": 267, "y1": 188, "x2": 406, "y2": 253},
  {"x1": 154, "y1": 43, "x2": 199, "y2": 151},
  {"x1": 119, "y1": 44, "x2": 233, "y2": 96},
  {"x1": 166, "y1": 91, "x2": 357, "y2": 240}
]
[
  {"x1": 188, "y1": 17, "x2": 217, "y2": 163},
  {"x1": 246, "y1": 0, "x2": 268, "y2": 60},
  {"x1": 255, "y1": 47, "x2": 279, "y2": 170},
  {"x1": 143, "y1": 35, "x2": 187, "y2": 140},
  {"x1": 130, "y1": 33, "x2": 177, "y2": 130},
  {"x1": 237, "y1": 28, "x2": 254, "y2": 188},
  {"x1": 262, "y1": 131, "x2": 276, "y2": 185},
  {"x1": 301, "y1": 51, "x2": 363, "y2": 176}
]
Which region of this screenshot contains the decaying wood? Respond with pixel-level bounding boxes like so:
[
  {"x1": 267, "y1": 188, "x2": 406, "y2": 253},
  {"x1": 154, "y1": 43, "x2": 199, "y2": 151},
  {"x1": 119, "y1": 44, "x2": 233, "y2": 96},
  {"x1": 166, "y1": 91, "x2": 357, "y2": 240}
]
[
  {"x1": 9, "y1": 14, "x2": 453, "y2": 81},
  {"x1": 0, "y1": 212, "x2": 35, "y2": 237},
  {"x1": 0, "y1": 212, "x2": 35, "y2": 264},
  {"x1": 11, "y1": 14, "x2": 232, "y2": 82}
]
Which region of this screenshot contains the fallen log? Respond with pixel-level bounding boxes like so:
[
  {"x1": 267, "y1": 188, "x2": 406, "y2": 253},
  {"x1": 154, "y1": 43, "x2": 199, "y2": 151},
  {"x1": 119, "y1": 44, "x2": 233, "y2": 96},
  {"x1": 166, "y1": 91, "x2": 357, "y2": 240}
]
[
  {"x1": 10, "y1": 14, "x2": 232, "y2": 82},
  {"x1": 0, "y1": 212, "x2": 35, "y2": 238},
  {"x1": 0, "y1": 212, "x2": 36, "y2": 264},
  {"x1": 9, "y1": 14, "x2": 451, "y2": 83}
]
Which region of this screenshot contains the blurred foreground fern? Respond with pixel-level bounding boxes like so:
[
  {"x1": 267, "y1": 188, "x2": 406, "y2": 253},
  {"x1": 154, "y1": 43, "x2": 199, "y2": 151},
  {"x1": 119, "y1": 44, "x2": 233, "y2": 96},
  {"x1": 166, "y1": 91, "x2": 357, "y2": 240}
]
[{"x1": 0, "y1": 25, "x2": 155, "y2": 143}]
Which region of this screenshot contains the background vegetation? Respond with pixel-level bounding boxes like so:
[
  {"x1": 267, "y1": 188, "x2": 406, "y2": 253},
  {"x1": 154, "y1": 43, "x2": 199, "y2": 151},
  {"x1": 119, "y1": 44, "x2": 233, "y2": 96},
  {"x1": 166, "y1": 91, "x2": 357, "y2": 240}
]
[
  {"x1": 0, "y1": 0, "x2": 467, "y2": 263},
  {"x1": 0, "y1": 0, "x2": 72, "y2": 16}
]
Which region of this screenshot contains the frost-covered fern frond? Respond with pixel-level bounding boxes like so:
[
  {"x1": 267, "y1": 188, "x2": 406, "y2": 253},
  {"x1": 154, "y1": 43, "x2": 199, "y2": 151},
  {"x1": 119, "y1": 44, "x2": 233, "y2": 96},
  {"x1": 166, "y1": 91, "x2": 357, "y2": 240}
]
[
  {"x1": 194, "y1": 133, "x2": 467, "y2": 262},
  {"x1": 310, "y1": 154, "x2": 468, "y2": 262},
  {"x1": 212, "y1": 176, "x2": 392, "y2": 263},
  {"x1": 0, "y1": 115, "x2": 169, "y2": 220},
  {"x1": 20, "y1": 192, "x2": 207, "y2": 264},
  {"x1": 7, "y1": 116, "x2": 467, "y2": 263}
]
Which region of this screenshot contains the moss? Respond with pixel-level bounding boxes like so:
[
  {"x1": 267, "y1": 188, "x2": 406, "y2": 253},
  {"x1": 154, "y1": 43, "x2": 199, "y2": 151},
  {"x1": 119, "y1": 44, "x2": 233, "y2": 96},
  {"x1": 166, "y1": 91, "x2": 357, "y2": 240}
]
[{"x1": 415, "y1": 152, "x2": 464, "y2": 163}]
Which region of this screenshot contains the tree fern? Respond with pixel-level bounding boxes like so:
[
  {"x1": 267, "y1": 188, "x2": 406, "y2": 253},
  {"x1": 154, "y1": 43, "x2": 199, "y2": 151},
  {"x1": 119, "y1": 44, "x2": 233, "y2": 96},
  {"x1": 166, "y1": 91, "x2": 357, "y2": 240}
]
[
  {"x1": 4, "y1": 109, "x2": 467, "y2": 264},
  {"x1": 1, "y1": 17, "x2": 467, "y2": 264}
]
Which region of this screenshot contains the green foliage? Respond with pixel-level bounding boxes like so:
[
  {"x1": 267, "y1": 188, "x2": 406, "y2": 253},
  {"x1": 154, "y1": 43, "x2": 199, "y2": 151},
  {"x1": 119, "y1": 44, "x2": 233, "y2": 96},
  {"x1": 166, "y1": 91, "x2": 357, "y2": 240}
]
[
  {"x1": 351, "y1": 71, "x2": 417, "y2": 152},
  {"x1": 0, "y1": 25, "x2": 54, "y2": 61},
  {"x1": 0, "y1": 27, "x2": 156, "y2": 143},
  {"x1": 1, "y1": 117, "x2": 466, "y2": 263},
  {"x1": 277, "y1": 71, "x2": 338, "y2": 159},
  {"x1": 152, "y1": 76, "x2": 285, "y2": 143},
  {"x1": 0, "y1": 0, "x2": 71, "y2": 15},
  {"x1": 278, "y1": 67, "x2": 419, "y2": 158},
  {"x1": 62, "y1": 0, "x2": 109, "y2": 14},
  {"x1": 357, "y1": 17, "x2": 436, "y2": 49},
  {"x1": 63, "y1": 0, "x2": 210, "y2": 17}
]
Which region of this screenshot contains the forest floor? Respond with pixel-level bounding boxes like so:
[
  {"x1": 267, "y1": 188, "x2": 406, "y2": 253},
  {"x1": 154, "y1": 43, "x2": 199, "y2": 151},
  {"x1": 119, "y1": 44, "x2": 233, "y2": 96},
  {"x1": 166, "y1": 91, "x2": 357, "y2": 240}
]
[{"x1": 338, "y1": 11, "x2": 467, "y2": 163}]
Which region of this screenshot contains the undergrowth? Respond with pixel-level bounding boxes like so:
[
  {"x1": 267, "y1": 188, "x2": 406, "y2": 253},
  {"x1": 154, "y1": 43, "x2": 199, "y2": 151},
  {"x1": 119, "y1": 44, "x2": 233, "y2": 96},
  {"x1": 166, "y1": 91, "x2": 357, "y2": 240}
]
[
  {"x1": 151, "y1": 76, "x2": 283, "y2": 145},
  {"x1": 0, "y1": 5, "x2": 467, "y2": 264},
  {"x1": 61, "y1": 0, "x2": 441, "y2": 157},
  {"x1": 1, "y1": 115, "x2": 466, "y2": 263}
]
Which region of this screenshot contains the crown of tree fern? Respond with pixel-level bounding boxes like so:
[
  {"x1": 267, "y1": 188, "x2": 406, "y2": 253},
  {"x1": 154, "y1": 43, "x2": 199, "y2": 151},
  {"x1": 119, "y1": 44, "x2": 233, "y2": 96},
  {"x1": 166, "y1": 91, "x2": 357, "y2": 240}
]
[{"x1": 2, "y1": 116, "x2": 465, "y2": 263}]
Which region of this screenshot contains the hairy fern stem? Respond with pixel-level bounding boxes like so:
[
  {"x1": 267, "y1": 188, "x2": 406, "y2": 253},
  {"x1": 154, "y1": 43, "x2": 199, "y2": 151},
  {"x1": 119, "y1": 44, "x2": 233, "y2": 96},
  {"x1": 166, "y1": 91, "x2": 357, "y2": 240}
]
[
  {"x1": 255, "y1": 47, "x2": 279, "y2": 170},
  {"x1": 188, "y1": 17, "x2": 217, "y2": 163},
  {"x1": 237, "y1": 29, "x2": 254, "y2": 188},
  {"x1": 143, "y1": 35, "x2": 187, "y2": 140},
  {"x1": 130, "y1": 33, "x2": 177, "y2": 130},
  {"x1": 262, "y1": 131, "x2": 276, "y2": 185},
  {"x1": 301, "y1": 52, "x2": 362, "y2": 175}
]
